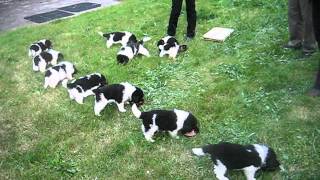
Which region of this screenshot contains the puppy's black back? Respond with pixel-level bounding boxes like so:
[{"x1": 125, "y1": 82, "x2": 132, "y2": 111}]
[
  {"x1": 52, "y1": 64, "x2": 66, "y2": 72},
  {"x1": 205, "y1": 142, "x2": 261, "y2": 169},
  {"x1": 140, "y1": 110, "x2": 178, "y2": 131},
  {"x1": 68, "y1": 74, "x2": 107, "y2": 92},
  {"x1": 113, "y1": 32, "x2": 126, "y2": 41},
  {"x1": 40, "y1": 51, "x2": 53, "y2": 63},
  {"x1": 94, "y1": 84, "x2": 124, "y2": 103},
  {"x1": 128, "y1": 34, "x2": 138, "y2": 44}
]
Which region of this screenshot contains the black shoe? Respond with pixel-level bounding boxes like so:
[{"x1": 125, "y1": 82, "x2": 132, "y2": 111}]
[
  {"x1": 185, "y1": 36, "x2": 194, "y2": 41},
  {"x1": 283, "y1": 43, "x2": 301, "y2": 50},
  {"x1": 296, "y1": 51, "x2": 314, "y2": 60},
  {"x1": 185, "y1": 33, "x2": 195, "y2": 41},
  {"x1": 308, "y1": 88, "x2": 320, "y2": 97}
]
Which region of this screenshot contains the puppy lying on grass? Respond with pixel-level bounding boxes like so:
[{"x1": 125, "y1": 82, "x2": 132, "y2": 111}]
[
  {"x1": 98, "y1": 31, "x2": 137, "y2": 48},
  {"x1": 116, "y1": 38, "x2": 151, "y2": 64},
  {"x1": 131, "y1": 104, "x2": 199, "y2": 142},
  {"x1": 157, "y1": 36, "x2": 187, "y2": 59}
]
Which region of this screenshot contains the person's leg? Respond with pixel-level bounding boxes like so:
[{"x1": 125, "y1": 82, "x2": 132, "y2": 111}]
[
  {"x1": 186, "y1": 0, "x2": 196, "y2": 38},
  {"x1": 312, "y1": 0, "x2": 320, "y2": 43},
  {"x1": 167, "y1": 0, "x2": 183, "y2": 36},
  {"x1": 309, "y1": 63, "x2": 320, "y2": 96},
  {"x1": 309, "y1": 0, "x2": 320, "y2": 96},
  {"x1": 300, "y1": 0, "x2": 316, "y2": 54},
  {"x1": 286, "y1": 0, "x2": 303, "y2": 48}
]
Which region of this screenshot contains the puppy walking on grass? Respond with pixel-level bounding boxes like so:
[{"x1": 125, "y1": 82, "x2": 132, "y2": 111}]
[
  {"x1": 192, "y1": 142, "x2": 281, "y2": 180},
  {"x1": 93, "y1": 83, "x2": 144, "y2": 116},
  {"x1": 131, "y1": 104, "x2": 199, "y2": 142}
]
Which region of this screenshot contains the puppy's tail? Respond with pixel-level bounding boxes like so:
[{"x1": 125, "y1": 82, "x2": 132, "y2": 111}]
[
  {"x1": 100, "y1": 74, "x2": 108, "y2": 86},
  {"x1": 142, "y1": 36, "x2": 152, "y2": 43},
  {"x1": 28, "y1": 49, "x2": 32, "y2": 57},
  {"x1": 61, "y1": 79, "x2": 68, "y2": 88},
  {"x1": 92, "y1": 87, "x2": 100, "y2": 95},
  {"x1": 131, "y1": 103, "x2": 142, "y2": 118},
  {"x1": 58, "y1": 53, "x2": 64, "y2": 61},
  {"x1": 178, "y1": 45, "x2": 188, "y2": 52},
  {"x1": 137, "y1": 36, "x2": 151, "y2": 46},
  {"x1": 98, "y1": 31, "x2": 104, "y2": 37},
  {"x1": 192, "y1": 144, "x2": 215, "y2": 157}
]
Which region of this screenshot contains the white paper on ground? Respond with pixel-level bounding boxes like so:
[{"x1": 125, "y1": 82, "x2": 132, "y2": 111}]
[{"x1": 203, "y1": 27, "x2": 234, "y2": 41}]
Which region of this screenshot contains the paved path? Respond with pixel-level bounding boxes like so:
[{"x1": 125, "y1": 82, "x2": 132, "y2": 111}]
[{"x1": 0, "y1": 0, "x2": 120, "y2": 32}]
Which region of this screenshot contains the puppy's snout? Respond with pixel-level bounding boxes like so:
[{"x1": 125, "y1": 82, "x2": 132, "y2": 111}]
[
  {"x1": 137, "y1": 100, "x2": 144, "y2": 107},
  {"x1": 184, "y1": 130, "x2": 197, "y2": 137}
]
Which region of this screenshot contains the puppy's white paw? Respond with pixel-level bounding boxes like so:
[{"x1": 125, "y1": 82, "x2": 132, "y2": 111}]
[
  {"x1": 75, "y1": 98, "x2": 84, "y2": 104},
  {"x1": 119, "y1": 109, "x2": 126, "y2": 113},
  {"x1": 192, "y1": 148, "x2": 205, "y2": 156},
  {"x1": 147, "y1": 138, "x2": 155, "y2": 143}
]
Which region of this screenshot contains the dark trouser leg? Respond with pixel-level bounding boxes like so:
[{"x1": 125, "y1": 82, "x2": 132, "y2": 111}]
[
  {"x1": 312, "y1": 0, "x2": 320, "y2": 43},
  {"x1": 186, "y1": 0, "x2": 197, "y2": 37},
  {"x1": 313, "y1": 0, "x2": 320, "y2": 90},
  {"x1": 288, "y1": 0, "x2": 303, "y2": 46},
  {"x1": 300, "y1": 0, "x2": 316, "y2": 52},
  {"x1": 314, "y1": 66, "x2": 320, "y2": 90},
  {"x1": 167, "y1": 0, "x2": 183, "y2": 36}
]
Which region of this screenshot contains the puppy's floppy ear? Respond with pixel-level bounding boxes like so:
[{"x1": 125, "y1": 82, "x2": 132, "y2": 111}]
[
  {"x1": 45, "y1": 70, "x2": 52, "y2": 77},
  {"x1": 92, "y1": 86, "x2": 102, "y2": 95},
  {"x1": 180, "y1": 114, "x2": 199, "y2": 135},
  {"x1": 73, "y1": 65, "x2": 78, "y2": 74},
  {"x1": 262, "y1": 148, "x2": 280, "y2": 171},
  {"x1": 178, "y1": 45, "x2": 188, "y2": 52},
  {"x1": 131, "y1": 88, "x2": 144, "y2": 106},
  {"x1": 100, "y1": 75, "x2": 108, "y2": 86},
  {"x1": 157, "y1": 39, "x2": 165, "y2": 47},
  {"x1": 201, "y1": 144, "x2": 215, "y2": 154},
  {"x1": 45, "y1": 40, "x2": 52, "y2": 49},
  {"x1": 58, "y1": 53, "x2": 64, "y2": 61},
  {"x1": 117, "y1": 54, "x2": 129, "y2": 64}
]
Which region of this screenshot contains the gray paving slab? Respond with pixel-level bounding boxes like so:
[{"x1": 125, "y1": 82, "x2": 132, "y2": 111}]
[{"x1": 0, "y1": 0, "x2": 120, "y2": 32}]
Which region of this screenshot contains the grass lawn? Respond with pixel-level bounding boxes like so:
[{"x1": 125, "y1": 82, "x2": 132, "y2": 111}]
[{"x1": 1, "y1": 0, "x2": 320, "y2": 179}]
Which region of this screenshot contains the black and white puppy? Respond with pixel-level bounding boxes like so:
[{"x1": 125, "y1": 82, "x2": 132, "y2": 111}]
[
  {"x1": 44, "y1": 61, "x2": 77, "y2": 89},
  {"x1": 131, "y1": 104, "x2": 199, "y2": 142},
  {"x1": 98, "y1": 31, "x2": 137, "y2": 48},
  {"x1": 66, "y1": 73, "x2": 107, "y2": 104},
  {"x1": 33, "y1": 49, "x2": 63, "y2": 72},
  {"x1": 29, "y1": 39, "x2": 52, "y2": 57},
  {"x1": 157, "y1": 36, "x2": 187, "y2": 59},
  {"x1": 117, "y1": 39, "x2": 151, "y2": 64},
  {"x1": 93, "y1": 82, "x2": 144, "y2": 116},
  {"x1": 192, "y1": 142, "x2": 281, "y2": 180}
]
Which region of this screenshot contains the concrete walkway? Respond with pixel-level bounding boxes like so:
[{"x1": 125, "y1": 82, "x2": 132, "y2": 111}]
[{"x1": 0, "y1": 0, "x2": 120, "y2": 32}]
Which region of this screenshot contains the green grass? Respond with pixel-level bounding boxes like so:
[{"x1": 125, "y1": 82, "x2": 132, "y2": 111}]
[{"x1": 1, "y1": 0, "x2": 320, "y2": 179}]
